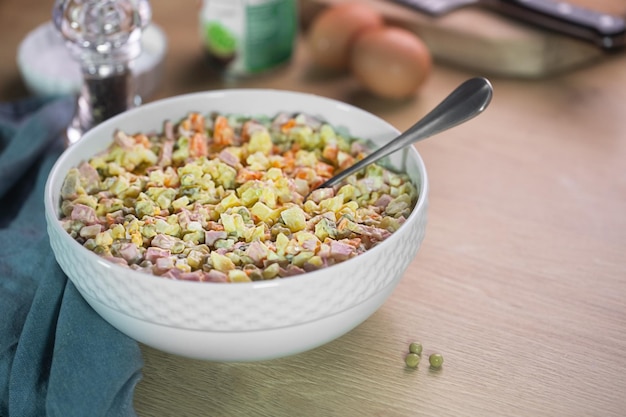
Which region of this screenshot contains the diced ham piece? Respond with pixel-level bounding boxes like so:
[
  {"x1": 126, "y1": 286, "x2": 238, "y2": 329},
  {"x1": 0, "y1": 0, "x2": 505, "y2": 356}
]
[
  {"x1": 301, "y1": 238, "x2": 318, "y2": 251},
  {"x1": 145, "y1": 247, "x2": 171, "y2": 263},
  {"x1": 245, "y1": 241, "x2": 268, "y2": 264},
  {"x1": 158, "y1": 140, "x2": 174, "y2": 167},
  {"x1": 374, "y1": 194, "x2": 393, "y2": 209},
  {"x1": 205, "y1": 230, "x2": 227, "y2": 246},
  {"x1": 329, "y1": 240, "x2": 354, "y2": 261},
  {"x1": 70, "y1": 204, "x2": 98, "y2": 225},
  {"x1": 114, "y1": 130, "x2": 135, "y2": 149},
  {"x1": 218, "y1": 149, "x2": 240, "y2": 167},
  {"x1": 78, "y1": 162, "x2": 100, "y2": 193},
  {"x1": 177, "y1": 210, "x2": 191, "y2": 230},
  {"x1": 205, "y1": 270, "x2": 228, "y2": 282},
  {"x1": 317, "y1": 243, "x2": 330, "y2": 259},
  {"x1": 164, "y1": 120, "x2": 174, "y2": 140},
  {"x1": 118, "y1": 242, "x2": 141, "y2": 263},
  {"x1": 271, "y1": 112, "x2": 291, "y2": 130},
  {"x1": 151, "y1": 233, "x2": 181, "y2": 250},
  {"x1": 242, "y1": 120, "x2": 267, "y2": 140},
  {"x1": 162, "y1": 268, "x2": 182, "y2": 279},
  {"x1": 155, "y1": 256, "x2": 175, "y2": 273},
  {"x1": 279, "y1": 264, "x2": 306, "y2": 277},
  {"x1": 177, "y1": 270, "x2": 205, "y2": 281},
  {"x1": 79, "y1": 224, "x2": 103, "y2": 238},
  {"x1": 359, "y1": 225, "x2": 391, "y2": 242}
]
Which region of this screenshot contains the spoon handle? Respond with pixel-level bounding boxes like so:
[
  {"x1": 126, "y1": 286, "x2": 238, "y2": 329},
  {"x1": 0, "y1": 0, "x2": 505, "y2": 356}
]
[{"x1": 315, "y1": 77, "x2": 493, "y2": 190}]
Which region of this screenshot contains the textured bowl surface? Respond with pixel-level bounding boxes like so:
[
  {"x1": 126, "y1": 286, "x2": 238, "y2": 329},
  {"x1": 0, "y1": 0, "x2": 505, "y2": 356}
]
[{"x1": 44, "y1": 89, "x2": 428, "y2": 361}]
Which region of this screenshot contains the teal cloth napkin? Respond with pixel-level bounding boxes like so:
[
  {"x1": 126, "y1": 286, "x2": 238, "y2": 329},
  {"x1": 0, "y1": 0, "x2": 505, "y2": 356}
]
[{"x1": 0, "y1": 96, "x2": 143, "y2": 417}]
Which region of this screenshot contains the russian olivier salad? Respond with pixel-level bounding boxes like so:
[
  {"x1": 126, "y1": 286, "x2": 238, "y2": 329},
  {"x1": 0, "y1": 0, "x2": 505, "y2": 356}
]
[{"x1": 58, "y1": 112, "x2": 417, "y2": 282}]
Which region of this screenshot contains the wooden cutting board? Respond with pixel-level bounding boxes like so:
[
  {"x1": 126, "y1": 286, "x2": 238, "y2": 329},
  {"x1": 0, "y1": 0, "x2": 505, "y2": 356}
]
[{"x1": 300, "y1": 0, "x2": 626, "y2": 78}]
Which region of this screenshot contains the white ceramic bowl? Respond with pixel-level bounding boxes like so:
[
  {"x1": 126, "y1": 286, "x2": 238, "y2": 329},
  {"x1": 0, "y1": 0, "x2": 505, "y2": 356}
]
[{"x1": 44, "y1": 89, "x2": 428, "y2": 361}]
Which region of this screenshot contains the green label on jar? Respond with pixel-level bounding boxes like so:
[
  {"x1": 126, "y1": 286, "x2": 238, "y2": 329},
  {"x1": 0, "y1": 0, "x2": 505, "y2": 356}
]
[
  {"x1": 200, "y1": 0, "x2": 297, "y2": 76},
  {"x1": 245, "y1": 0, "x2": 297, "y2": 73}
]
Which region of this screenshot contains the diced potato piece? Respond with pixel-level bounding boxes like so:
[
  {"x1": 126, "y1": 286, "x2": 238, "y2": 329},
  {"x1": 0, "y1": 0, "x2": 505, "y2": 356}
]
[
  {"x1": 182, "y1": 230, "x2": 204, "y2": 245},
  {"x1": 248, "y1": 130, "x2": 273, "y2": 155},
  {"x1": 292, "y1": 251, "x2": 315, "y2": 267},
  {"x1": 246, "y1": 152, "x2": 270, "y2": 171},
  {"x1": 265, "y1": 167, "x2": 283, "y2": 181},
  {"x1": 294, "y1": 231, "x2": 318, "y2": 246},
  {"x1": 228, "y1": 269, "x2": 252, "y2": 283},
  {"x1": 240, "y1": 187, "x2": 261, "y2": 206},
  {"x1": 314, "y1": 217, "x2": 336, "y2": 241},
  {"x1": 130, "y1": 231, "x2": 143, "y2": 247},
  {"x1": 262, "y1": 263, "x2": 280, "y2": 279},
  {"x1": 275, "y1": 232, "x2": 290, "y2": 256},
  {"x1": 135, "y1": 200, "x2": 156, "y2": 218},
  {"x1": 175, "y1": 259, "x2": 192, "y2": 273},
  {"x1": 220, "y1": 213, "x2": 246, "y2": 237},
  {"x1": 319, "y1": 195, "x2": 343, "y2": 213},
  {"x1": 305, "y1": 255, "x2": 324, "y2": 268},
  {"x1": 211, "y1": 252, "x2": 235, "y2": 272},
  {"x1": 217, "y1": 193, "x2": 241, "y2": 212},
  {"x1": 250, "y1": 202, "x2": 278, "y2": 224},
  {"x1": 245, "y1": 225, "x2": 267, "y2": 242},
  {"x1": 187, "y1": 250, "x2": 204, "y2": 269},
  {"x1": 281, "y1": 206, "x2": 306, "y2": 232},
  {"x1": 171, "y1": 196, "x2": 190, "y2": 210},
  {"x1": 259, "y1": 186, "x2": 277, "y2": 209},
  {"x1": 95, "y1": 231, "x2": 113, "y2": 246}
]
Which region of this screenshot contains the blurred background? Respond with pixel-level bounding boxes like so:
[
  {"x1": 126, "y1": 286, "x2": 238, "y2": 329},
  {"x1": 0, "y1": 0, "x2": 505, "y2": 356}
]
[{"x1": 2, "y1": 0, "x2": 625, "y2": 107}]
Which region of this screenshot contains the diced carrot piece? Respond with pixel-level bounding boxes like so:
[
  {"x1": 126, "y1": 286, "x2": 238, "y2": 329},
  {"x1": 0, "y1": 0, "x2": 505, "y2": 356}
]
[
  {"x1": 281, "y1": 118, "x2": 297, "y2": 133},
  {"x1": 322, "y1": 143, "x2": 338, "y2": 162},
  {"x1": 133, "y1": 133, "x2": 151, "y2": 148},
  {"x1": 310, "y1": 178, "x2": 325, "y2": 190},
  {"x1": 236, "y1": 168, "x2": 263, "y2": 183},
  {"x1": 339, "y1": 154, "x2": 355, "y2": 170},
  {"x1": 241, "y1": 121, "x2": 253, "y2": 141},
  {"x1": 315, "y1": 161, "x2": 334, "y2": 178},
  {"x1": 280, "y1": 150, "x2": 296, "y2": 171},
  {"x1": 213, "y1": 115, "x2": 234, "y2": 146},
  {"x1": 189, "y1": 132, "x2": 208, "y2": 158},
  {"x1": 345, "y1": 238, "x2": 362, "y2": 247},
  {"x1": 206, "y1": 221, "x2": 225, "y2": 231},
  {"x1": 189, "y1": 113, "x2": 205, "y2": 133}
]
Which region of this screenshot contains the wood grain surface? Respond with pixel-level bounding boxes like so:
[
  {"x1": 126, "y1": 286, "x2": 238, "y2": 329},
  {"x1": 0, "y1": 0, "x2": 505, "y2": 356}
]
[{"x1": 1, "y1": 1, "x2": 625, "y2": 416}]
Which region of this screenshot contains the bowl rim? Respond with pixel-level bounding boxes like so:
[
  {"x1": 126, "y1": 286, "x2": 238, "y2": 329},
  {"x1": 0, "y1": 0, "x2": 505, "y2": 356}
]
[{"x1": 44, "y1": 88, "x2": 429, "y2": 291}]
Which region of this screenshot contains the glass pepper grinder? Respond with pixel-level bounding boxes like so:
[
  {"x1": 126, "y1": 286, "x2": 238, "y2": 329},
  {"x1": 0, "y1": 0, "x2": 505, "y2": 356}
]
[{"x1": 52, "y1": 0, "x2": 151, "y2": 145}]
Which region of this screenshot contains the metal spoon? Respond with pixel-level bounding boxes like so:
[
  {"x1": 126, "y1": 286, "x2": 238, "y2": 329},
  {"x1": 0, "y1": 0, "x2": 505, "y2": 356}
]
[{"x1": 310, "y1": 77, "x2": 493, "y2": 194}]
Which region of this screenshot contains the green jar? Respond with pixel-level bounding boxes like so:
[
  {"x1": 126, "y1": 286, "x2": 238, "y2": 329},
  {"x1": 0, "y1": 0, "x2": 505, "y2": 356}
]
[{"x1": 200, "y1": 0, "x2": 298, "y2": 76}]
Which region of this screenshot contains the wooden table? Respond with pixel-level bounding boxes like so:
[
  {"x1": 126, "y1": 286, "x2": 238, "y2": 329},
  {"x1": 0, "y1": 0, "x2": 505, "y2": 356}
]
[{"x1": 2, "y1": 1, "x2": 626, "y2": 416}]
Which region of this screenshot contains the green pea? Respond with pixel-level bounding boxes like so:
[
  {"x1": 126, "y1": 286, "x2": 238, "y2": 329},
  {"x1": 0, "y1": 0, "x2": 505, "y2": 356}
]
[
  {"x1": 429, "y1": 353, "x2": 444, "y2": 368},
  {"x1": 409, "y1": 342, "x2": 422, "y2": 355},
  {"x1": 405, "y1": 353, "x2": 420, "y2": 368}
]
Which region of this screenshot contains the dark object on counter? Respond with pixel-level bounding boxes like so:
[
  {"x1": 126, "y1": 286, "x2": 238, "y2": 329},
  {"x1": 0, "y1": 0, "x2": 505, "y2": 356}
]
[
  {"x1": 389, "y1": 0, "x2": 626, "y2": 50},
  {"x1": 0, "y1": 96, "x2": 143, "y2": 417},
  {"x1": 52, "y1": 0, "x2": 152, "y2": 144}
]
